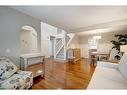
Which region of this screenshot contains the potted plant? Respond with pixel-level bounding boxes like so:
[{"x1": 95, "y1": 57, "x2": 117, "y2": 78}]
[{"x1": 111, "y1": 34, "x2": 127, "y2": 60}]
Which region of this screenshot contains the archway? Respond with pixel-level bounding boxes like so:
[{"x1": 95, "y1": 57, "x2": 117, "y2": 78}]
[{"x1": 20, "y1": 25, "x2": 38, "y2": 54}]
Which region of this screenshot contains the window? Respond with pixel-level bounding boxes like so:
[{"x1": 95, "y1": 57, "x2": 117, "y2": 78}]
[{"x1": 88, "y1": 38, "x2": 98, "y2": 49}]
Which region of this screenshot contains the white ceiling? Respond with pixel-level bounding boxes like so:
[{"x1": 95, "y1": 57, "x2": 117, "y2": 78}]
[
  {"x1": 77, "y1": 25, "x2": 127, "y2": 36},
  {"x1": 11, "y1": 6, "x2": 127, "y2": 32}
]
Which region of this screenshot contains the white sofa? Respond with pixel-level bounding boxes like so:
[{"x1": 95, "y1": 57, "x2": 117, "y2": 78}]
[{"x1": 88, "y1": 54, "x2": 127, "y2": 89}]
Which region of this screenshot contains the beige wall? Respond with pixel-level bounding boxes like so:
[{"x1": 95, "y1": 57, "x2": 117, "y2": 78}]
[
  {"x1": 69, "y1": 35, "x2": 80, "y2": 48},
  {"x1": 76, "y1": 31, "x2": 127, "y2": 58}
]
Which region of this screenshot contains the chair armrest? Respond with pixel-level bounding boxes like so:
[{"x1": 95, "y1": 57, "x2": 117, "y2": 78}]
[{"x1": 97, "y1": 61, "x2": 118, "y2": 69}]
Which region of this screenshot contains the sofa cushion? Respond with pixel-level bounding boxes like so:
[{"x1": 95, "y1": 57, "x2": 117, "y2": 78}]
[
  {"x1": 0, "y1": 57, "x2": 17, "y2": 80},
  {"x1": 0, "y1": 71, "x2": 33, "y2": 89},
  {"x1": 88, "y1": 66, "x2": 127, "y2": 89},
  {"x1": 118, "y1": 54, "x2": 127, "y2": 79},
  {"x1": 97, "y1": 61, "x2": 118, "y2": 69}
]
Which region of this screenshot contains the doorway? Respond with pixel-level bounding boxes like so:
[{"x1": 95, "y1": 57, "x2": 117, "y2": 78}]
[{"x1": 49, "y1": 36, "x2": 55, "y2": 58}]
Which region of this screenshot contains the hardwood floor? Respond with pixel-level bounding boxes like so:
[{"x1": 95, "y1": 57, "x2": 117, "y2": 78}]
[{"x1": 31, "y1": 58, "x2": 95, "y2": 89}]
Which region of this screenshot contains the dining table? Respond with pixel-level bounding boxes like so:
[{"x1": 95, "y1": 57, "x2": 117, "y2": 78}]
[{"x1": 90, "y1": 52, "x2": 110, "y2": 65}]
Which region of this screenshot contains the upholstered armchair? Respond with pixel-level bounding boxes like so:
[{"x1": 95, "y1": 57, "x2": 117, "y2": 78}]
[{"x1": 0, "y1": 57, "x2": 33, "y2": 89}]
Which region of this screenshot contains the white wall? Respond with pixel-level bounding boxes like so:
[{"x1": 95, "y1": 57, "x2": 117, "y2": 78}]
[
  {"x1": 79, "y1": 44, "x2": 89, "y2": 58},
  {"x1": 20, "y1": 30, "x2": 30, "y2": 54},
  {"x1": 41, "y1": 22, "x2": 57, "y2": 58},
  {"x1": 0, "y1": 7, "x2": 41, "y2": 68},
  {"x1": 20, "y1": 28, "x2": 38, "y2": 54},
  {"x1": 41, "y1": 22, "x2": 67, "y2": 59},
  {"x1": 31, "y1": 31, "x2": 38, "y2": 53},
  {"x1": 78, "y1": 31, "x2": 127, "y2": 58}
]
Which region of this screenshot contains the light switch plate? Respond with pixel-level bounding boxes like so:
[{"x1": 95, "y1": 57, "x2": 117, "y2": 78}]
[{"x1": 6, "y1": 48, "x2": 11, "y2": 53}]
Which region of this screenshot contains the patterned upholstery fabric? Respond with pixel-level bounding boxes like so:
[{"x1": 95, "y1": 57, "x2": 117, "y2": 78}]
[
  {"x1": 0, "y1": 57, "x2": 17, "y2": 80},
  {"x1": 0, "y1": 71, "x2": 33, "y2": 89},
  {"x1": 0, "y1": 57, "x2": 33, "y2": 89}
]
